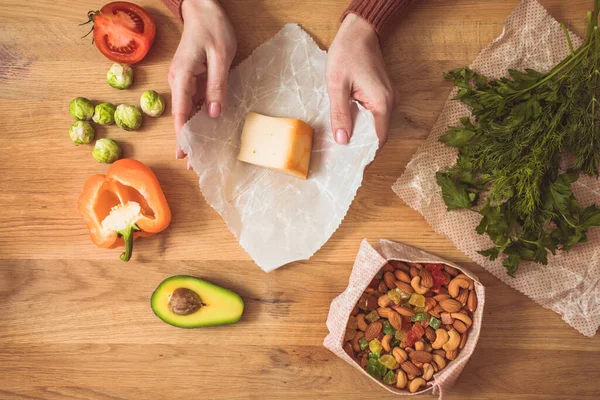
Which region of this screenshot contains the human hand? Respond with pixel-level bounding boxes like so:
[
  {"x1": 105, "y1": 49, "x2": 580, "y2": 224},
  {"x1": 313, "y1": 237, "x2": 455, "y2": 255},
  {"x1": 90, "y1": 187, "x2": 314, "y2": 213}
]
[
  {"x1": 326, "y1": 13, "x2": 396, "y2": 147},
  {"x1": 169, "y1": 0, "x2": 237, "y2": 160}
]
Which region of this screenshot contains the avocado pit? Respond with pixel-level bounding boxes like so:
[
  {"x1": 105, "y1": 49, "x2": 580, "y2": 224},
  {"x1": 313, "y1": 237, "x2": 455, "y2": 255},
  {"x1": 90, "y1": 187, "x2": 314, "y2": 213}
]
[{"x1": 168, "y1": 287, "x2": 202, "y2": 315}]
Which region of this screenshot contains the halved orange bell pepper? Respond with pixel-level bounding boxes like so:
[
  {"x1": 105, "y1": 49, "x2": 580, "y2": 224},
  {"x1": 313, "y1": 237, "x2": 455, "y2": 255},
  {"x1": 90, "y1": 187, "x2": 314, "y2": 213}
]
[{"x1": 78, "y1": 158, "x2": 171, "y2": 261}]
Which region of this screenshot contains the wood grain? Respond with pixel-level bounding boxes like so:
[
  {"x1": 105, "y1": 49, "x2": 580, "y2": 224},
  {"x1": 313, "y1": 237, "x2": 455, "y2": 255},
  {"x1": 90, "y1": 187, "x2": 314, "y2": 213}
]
[{"x1": 0, "y1": 0, "x2": 598, "y2": 399}]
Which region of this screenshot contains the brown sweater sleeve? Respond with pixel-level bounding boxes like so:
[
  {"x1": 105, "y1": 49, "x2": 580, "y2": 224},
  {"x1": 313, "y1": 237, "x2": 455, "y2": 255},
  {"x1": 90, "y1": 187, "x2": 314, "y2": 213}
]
[
  {"x1": 342, "y1": 0, "x2": 414, "y2": 36},
  {"x1": 162, "y1": 0, "x2": 184, "y2": 21}
]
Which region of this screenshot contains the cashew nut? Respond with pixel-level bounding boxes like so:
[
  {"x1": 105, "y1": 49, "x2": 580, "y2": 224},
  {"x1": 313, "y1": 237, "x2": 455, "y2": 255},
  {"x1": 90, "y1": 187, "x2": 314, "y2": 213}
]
[
  {"x1": 432, "y1": 354, "x2": 446, "y2": 370},
  {"x1": 451, "y1": 312, "x2": 473, "y2": 328},
  {"x1": 442, "y1": 329, "x2": 461, "y2": 352},
  {"x1": 410, "y1": 276, "x2": 428, "y2": 295},
  {"x1": 356, "y1": 314, "x2": 367, "y2": 331},
  {"x1": 351, "y1": 331, "x2": 365, "y2": 352},
  {"x1": 431, "y1": 329, "x2": 449, "y2": 349},
  {"x1": 414, "y1": 341, "x2": 425, "y2": 351},
  {"x1": 393, "y1": 347, "x2": 408, "y2": 364},
  {"x1": 422, "y1": 363, "x2": 434, "y2": 381},
  {"x1": 396, "y1": 369, "x2": 408, "y2": 389},
  {"x1": 408, "y1": 377, "x2": 427, "y2": 393},
  {"x1": 448, "y1": 277, "x2": 471, "y2": 298},
  {"x1": 382, "y1": 334, "x2": 393, "y2": 352},
  {"x1": 455, "y1": 274, "x2": 475, "y2": 289}
]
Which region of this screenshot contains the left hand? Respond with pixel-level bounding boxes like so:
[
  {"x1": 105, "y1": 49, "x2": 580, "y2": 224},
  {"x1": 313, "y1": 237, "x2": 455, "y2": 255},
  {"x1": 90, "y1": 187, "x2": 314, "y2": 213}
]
[{"x1": 326, "y1": 13, "x2": 396, "y2": 147}]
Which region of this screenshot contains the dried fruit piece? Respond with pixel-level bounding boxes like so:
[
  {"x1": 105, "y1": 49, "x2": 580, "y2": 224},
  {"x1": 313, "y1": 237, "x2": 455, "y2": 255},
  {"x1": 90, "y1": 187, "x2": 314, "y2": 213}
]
[
  {"x1": 411, "y1": 312, "x2": 429, "y2": 322},
  {"x1": 383, "y1": 370, "x2": 397, "y2": 385},
  {"x1": 344, "y1": 328, "x2": 356, "y2": 341},
  {"x1": 347, "y1": 316, "x2": 358, "y2": 330},
  {"x1": 367, "y1": 358, "x2": 387, "y2": 379},
  {"x1": 366, "y1": 310, "x2": 380, "y2": 323},
  {"x1": 359, "y1": 337, "x2": 369, "y2": 351},
  {"x1": 380, "y1": 354, "x2": 398, "y2": 370},
  {"x1": 429, "y1": 316, "x2": 442, "y2": 330},
  {"x1": 395, "y1": 329, "x2": 407, "y2": 342},
  {"x1": 387, "y1": 289, "x2": 402, "y2": 305},
  {"x1": 369, "y1": 338, "x2": 383, "y2": 355},
  {"x1": 408, "y1": 293, "x2": 426, "y2": 308}
]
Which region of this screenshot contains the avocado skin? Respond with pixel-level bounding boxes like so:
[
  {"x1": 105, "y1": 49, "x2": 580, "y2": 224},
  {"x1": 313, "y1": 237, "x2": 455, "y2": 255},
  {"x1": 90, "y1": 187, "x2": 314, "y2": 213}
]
[{"x1": 151, "y1": 275, "x2": 244, "y2": 329}]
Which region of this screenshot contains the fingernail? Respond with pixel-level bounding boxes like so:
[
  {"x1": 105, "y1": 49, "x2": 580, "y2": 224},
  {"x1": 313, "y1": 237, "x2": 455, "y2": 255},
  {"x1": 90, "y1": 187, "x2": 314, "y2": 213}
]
[
  {"x1": 335, "y1": 129, "x2": 348, "y2": 144},
  {"x1": 208, "y1": 102, "x2": 221, "y2": 117}
]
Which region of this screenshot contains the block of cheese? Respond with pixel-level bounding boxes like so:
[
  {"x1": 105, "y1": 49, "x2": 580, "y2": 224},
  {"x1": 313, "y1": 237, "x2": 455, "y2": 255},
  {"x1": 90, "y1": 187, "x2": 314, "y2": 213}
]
[{"x1": 237, "y1": 112, "x2": 314, "y2": 179}]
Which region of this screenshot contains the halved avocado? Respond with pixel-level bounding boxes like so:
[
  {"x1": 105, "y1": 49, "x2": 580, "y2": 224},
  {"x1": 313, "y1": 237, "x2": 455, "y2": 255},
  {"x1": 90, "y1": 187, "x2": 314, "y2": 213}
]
[{"x1": 151, "y1": 276, "x2": 244, "y2": 328}]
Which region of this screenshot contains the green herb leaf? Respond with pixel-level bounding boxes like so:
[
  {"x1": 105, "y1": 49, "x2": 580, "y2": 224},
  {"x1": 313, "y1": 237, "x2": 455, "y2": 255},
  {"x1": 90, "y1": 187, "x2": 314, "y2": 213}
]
[{"x1": 436, "y1": 172, "x2": 473, "y2": 210}]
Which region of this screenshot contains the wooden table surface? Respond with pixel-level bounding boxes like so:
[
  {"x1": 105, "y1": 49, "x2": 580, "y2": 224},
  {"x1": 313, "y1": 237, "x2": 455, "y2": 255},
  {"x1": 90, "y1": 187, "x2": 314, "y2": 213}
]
[{"x1": 1, "y1": 0, "x2": 599, "y2": 399}]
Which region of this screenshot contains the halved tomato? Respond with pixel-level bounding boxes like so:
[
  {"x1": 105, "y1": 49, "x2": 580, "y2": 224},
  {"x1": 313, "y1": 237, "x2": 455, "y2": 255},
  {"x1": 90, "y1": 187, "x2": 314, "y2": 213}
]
[{"x1": 92, "y1": 2, "x2": 156, "y2": 64}]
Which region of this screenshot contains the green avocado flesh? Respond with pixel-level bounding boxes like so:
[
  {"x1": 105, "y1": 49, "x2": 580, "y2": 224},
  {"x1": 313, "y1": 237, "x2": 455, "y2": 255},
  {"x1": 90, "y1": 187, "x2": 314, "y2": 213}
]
[{"x1": 151, "y1": 275, "x2": 244, "y2": 328}]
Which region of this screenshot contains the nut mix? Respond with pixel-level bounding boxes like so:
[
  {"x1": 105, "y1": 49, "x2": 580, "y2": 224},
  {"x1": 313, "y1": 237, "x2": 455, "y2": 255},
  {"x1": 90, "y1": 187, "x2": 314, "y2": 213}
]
[{"x1": 343, "y1": 261, "x2": 477, "y2": 393}]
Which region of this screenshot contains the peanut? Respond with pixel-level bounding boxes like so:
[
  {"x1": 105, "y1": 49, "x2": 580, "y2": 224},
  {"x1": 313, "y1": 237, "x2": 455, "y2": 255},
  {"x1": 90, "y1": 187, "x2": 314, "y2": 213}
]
[
  {"x1": 414, "y1": 341, "x2": 425, "y2": 351},
  {"x1": 422, "y1": 363, "x2": 434, "y2": 381},
  {"x1": 396, "y1": 369, "x2": 408, "y2": 389},
  {"x1": 393, "y1": 347, "x2": 408, "y2": 364}
]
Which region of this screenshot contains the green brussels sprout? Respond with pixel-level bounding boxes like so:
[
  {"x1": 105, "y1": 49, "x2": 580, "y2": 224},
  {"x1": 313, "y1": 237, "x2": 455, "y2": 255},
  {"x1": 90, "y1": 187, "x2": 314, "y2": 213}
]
[
  {"x1": 69, "y1": 97, "x2": 95, "y2": 121},
  {"x1": 92, "y1": 102, "x2": 117, "y2": 125},
  {"x1": 140, "y1": 90, "x2": 165, "y2": 117},
  {"x1": 114, "y1": 104, "x2": 143, "y2": 131},
  {"x1": 69, "y1": 121, "x2": 95, "y2": 145},
  {"x1": 107, "y1": 63, "x2": 134, "y2": 90},
  {"x1": 92, "y1": 138, "x2": 121, "y2": 164}
]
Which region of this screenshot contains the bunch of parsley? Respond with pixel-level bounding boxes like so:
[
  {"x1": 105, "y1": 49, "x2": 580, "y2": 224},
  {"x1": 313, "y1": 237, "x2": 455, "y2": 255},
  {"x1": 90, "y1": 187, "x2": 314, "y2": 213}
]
[{"x1": 437, "y1": 1, "x2": 600, "y2": 276}]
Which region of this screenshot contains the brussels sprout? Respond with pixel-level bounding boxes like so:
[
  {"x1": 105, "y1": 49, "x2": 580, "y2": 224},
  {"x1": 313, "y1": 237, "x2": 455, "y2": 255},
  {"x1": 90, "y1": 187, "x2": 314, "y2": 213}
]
[
  {"x1": 92, "y1": 138, "x2": 121, "y2": 164},
  {"x1": 69, "y1": 97, "x2": 95, "y2": 121},
  {"x1": 92, "y1": 102, "x2": 117, "y2": 125},
  {"x1": 69, "y1": 121, "x2": 95, "y2": 145},
  {"x1": 114, "y1": 104, "x2": 143, "y2": 131},
  {"x1": 140, "y1": 90, "x2": 165, "y2": 117},
  {"x1": 107, "y1": 63, "x2": 133, "y2": 90}
]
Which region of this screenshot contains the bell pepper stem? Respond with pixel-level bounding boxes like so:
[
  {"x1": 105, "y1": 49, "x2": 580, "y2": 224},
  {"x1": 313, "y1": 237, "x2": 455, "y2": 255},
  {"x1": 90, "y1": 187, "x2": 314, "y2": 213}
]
[{"x1": 117, "y1": 223, "x2": 140, "y2": 262}]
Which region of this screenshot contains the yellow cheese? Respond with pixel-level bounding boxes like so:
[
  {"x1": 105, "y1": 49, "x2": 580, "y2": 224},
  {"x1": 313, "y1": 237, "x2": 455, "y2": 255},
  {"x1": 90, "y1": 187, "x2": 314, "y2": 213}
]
[{"x1": 237, "y1": 112, "x2": 314, "y2": 179}]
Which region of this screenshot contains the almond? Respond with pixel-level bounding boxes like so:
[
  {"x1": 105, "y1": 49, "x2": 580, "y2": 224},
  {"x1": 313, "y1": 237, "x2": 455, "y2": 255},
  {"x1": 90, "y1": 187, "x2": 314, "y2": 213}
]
[
  {"x1": 424, "y1": 297, "x2": 437, "y2": 312},
  {"x1": 439, "y1": 299, "x2": 462, "y2": 313},
  {"x1": 383, "y1": 272, "x2": 397, "y2": 290},
  {"x1": 383, "y1": 263, "x2": 395, "y2": 272},
  {"x1": 394, "y1": 269, "x2": 412, "y2": 283},
  {"x1": 392, "y1": 305, "x2": 415, "y2": 317},
  {"x1": 364, "y1": 321, "x2": 383, "y2": 341},
  {"x1": 442, "y1": 271, "x2": 452, "y2": 284},
  {"x1": 392, "y1": 260, "x2": 410, "y2": 272},
  {"x1": 377, "y1": 294, "x2": 392, "y2": 308},
  {"x1": 419, "y1": 268, "x2": 434, "y2": 288},
  {"x1": 351, "y1": 303, "x2": 359, "y2": 316},
  {"x1": 444, "y1": 265, "x2": 459, "y2": 276},
  {"x1": 400, "y1": 361, "x2": 422, "y2": 376},
  {"x1": 409, "y1": 266, "x2": 420, "y2": 278},
  {"x1": 467, "y1": 290, "x2": 477, "y2": 312},
  {"x1": 409, "y1": 350, "x2": 433, "y2": 364},
  {"x1": 446, "y1": 349, "x2": 457, "y2": 360},
  {"x1": 456, "y1": 288, "x2": 469, "y2": 306},
  {"x1": 356, "y1": 314, "x2": 367, "y2": 331},
  {"x1": 407, "y1": 262, "x2": 423, "y2": 270},
  {"x1": 366, "y1": 295, "x2": 378, "y2": 310},
  {"x1": 395, "y1": 281, "x2": 414, "y2": 295},
  {"x1": 459, "y1": 332, "x2": 468, "y2": 350},
  {"x1": 360, "y1": 356, "x2": 368, "y2": 368},
  {"x1": 377, "y1": 307, "x2": 391, "y2": 319},
  {"x1": 453, "y1": 320, "x2": 467, "y2": 334},
  {"x1": 425, "y1": 326, "x2": 436, "y2": 342},
  {"x1": 429, "y1": 304, "x2": 444, "y2": 318},
  {"x1": 432, "y1": 349, "x2": 446, "y2": 358},
  {"x1": 378, "y1": 281, "x2": 388, "y2": 294},
  {"x1": 343, "y1": 342, "x2": 354, "y2": 358},
  {"x1": 433, "y1": 293, "x2": 452, "y2": 302},
  {"x1": 388, "y1": 310, "x2": 403, "y2": 330}
]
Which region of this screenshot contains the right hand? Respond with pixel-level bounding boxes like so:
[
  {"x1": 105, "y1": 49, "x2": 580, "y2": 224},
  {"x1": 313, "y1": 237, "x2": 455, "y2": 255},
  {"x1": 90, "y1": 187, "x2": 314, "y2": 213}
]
[{"x1": 169, "y1": 0, "x2": 237, "y2": 160}]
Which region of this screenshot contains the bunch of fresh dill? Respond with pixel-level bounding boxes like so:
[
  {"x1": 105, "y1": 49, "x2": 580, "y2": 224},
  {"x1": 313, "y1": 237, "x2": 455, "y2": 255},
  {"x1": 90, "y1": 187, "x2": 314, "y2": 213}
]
[{"x1": 437, "y1": 0, "x2": 600, "y2": 275}]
